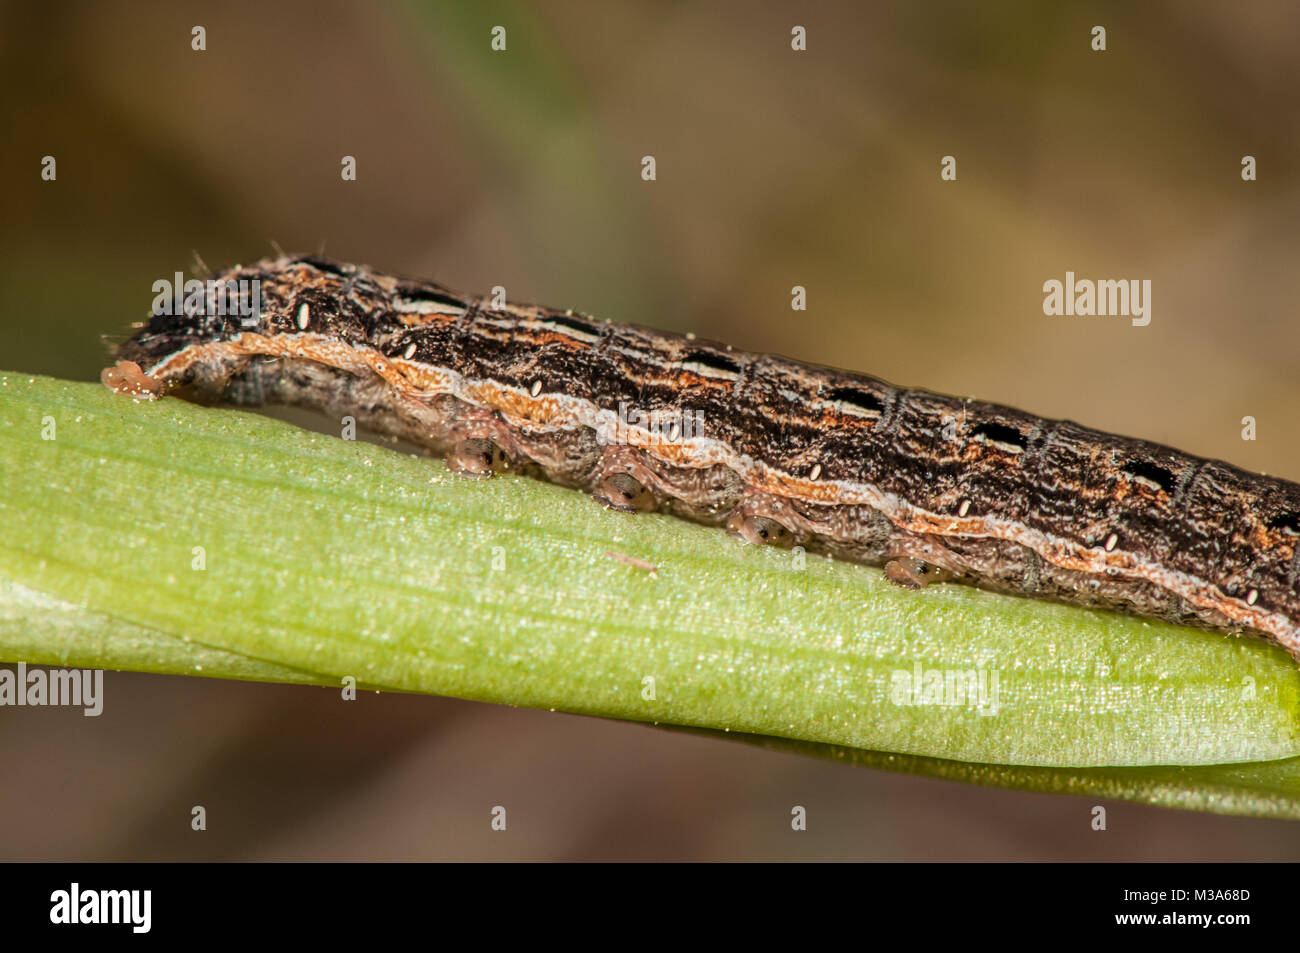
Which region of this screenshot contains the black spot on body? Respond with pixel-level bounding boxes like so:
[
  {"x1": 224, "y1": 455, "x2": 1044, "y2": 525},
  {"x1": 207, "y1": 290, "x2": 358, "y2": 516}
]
[
  {"x1": 544, "y1": 313, "x2": 600, "y2": 336},
  {"x1": 395, "y1": 284, "x2": 467, "y2": 309},
  {"x1": 826, "y1": 386, "x2": 885, "y2": 415},
  {"x1": 1267, "y1": 511, "x2": 1300, "y2": 536},
  {"x1": 971, "y1": 421, "x2": 1027, "y2": 451},
  {"x1": 294, "y1": 255, "x2": 351, "y2": 277},
  {"x1": 1123, "y1": 459, "x2": 1176, "y2": 494},
  {"x1": 682, "y1": 348, "x2": 742, "y2": 376}
]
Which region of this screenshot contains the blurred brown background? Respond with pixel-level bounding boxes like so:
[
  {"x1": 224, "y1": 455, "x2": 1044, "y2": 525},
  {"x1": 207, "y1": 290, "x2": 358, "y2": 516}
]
[{"x1": 2, "y1": 0, "x2": 1299, "y2": 859}]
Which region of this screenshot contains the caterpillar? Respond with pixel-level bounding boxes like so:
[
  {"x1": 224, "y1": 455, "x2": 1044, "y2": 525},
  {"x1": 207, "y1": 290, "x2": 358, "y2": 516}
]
[{"x1": 103, "y1": 254, "x2": 1300, "y2": 659}]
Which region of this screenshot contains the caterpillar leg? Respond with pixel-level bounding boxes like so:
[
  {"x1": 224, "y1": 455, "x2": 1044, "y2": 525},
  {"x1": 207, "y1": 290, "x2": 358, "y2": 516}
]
[
  {"x1": 590, "y1": 446, "x2": 663, "y2": 512},
  {"x1": 725, "y1": 493, "x2": 800, "y2": 548},
  {"x1": 595, "y1": 471, "x2": 658, "y2": 512},
  {"x1": 884, "y1": 557, "x2": 955, "y2": 589},
  {"x1": 101, "y1": 360, "x2": 168, "y2": 400},
  {"x1": 728, "y1": 513, "x2": 795, "y2": 547},
  {"x1": 447, "y1": 437, "x2": 509, "y2": 478}
]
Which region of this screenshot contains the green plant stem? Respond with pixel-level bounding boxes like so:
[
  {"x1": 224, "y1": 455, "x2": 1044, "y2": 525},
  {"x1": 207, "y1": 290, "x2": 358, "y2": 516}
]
[{"x1": 1, "y1": 372, "x2": 1298, "y2": 818}]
